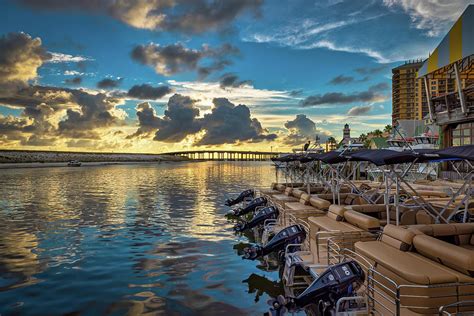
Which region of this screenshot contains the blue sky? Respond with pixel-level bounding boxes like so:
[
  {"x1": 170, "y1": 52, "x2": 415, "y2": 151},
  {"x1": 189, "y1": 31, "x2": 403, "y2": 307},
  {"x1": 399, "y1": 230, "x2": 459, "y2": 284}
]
[{"x1": 0, "y1": 0, "x2": 471, "y2": 152}]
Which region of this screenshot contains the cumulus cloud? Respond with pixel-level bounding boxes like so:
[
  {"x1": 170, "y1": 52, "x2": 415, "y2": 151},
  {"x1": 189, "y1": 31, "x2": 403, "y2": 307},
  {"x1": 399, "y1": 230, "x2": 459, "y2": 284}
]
[
  {"x1": 131, "y1": 43, "x2": 239, "y2": 77},
  {"x1": 97, "y1": 77, "x2": 123, "y2": 89},
  {"x1": 127, "y1": 84, "x2": 173, "y2": 100},
  {"x1": 48, "y1": 52, "x2": 92, "y2": 63},
  {"x1": 18, "y1": 0, "x2": 262, "y2": 34},
  {"x1": 219, "y1": 73, "x2": 251, "y2": 89},
  {"x1": 127, "y1": 94, "x2": 276, "y2": 145},
  {"x1": 197, "y1": 98, "x2": 277, "y2": 145},
  {"x1": 153, "y1": 94, "x2": 202, "y2": 142},
  {"x1": 65, "y1": 76, "x2": 82, "y2": 85},
  {"x1": 283, "y1": 114, "x2": 331, "y2": 145},
  {"x1": 0, "y1": 32, "x2": 51, "y2": 85},
  {"x1": 300, "y1": 82, "x2": 389, "y2": 107},
  {"x1": 126, "y1": 102, "x2": 161, "y2": 139},
  {"x1": 383, "y1": 0, "x2": 471, "y2": 36},
  {"x1": 0, "y1": 85, "x2": 126, "y2": 143},
  {"x1": 347, "y1": 105, "x2": 373, "y2": 116}
]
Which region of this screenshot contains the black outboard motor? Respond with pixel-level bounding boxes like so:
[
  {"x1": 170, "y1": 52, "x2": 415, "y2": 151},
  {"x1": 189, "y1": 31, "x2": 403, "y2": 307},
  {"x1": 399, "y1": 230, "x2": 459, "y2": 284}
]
[
  {"x1": 225, "y1": 189, "x2": 255, "y2": 206},
  {"x1": 234, "y1": 206, "x2": 279, "y2": 232},
  {"x1": 227, "y1": 197, "x2": 267, "y2": 217},
  {"x1": 268, "y1": 261, "x2": 365, "y2": 315},
  {"x1": 243, "y1": 225, "x2": 305, "y2": 260}
]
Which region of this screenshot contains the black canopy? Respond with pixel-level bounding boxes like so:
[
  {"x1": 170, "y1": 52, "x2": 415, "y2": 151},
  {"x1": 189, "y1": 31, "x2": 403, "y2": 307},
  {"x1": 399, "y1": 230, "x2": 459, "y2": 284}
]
[
  {"x1": 272, "y1": 154, "x2": 301, "y2": 162},
  {"x1": 318, "y1": 151, "x2": 347, "y2": 164},
  {"x1": 436, "y1": 145, "x2": 474, "y2": 161},
  {"x1": 346, "y1": 149, "x2": 438, "y2": 166},
  {"x1": 299, "y1": 152, "x2": 322, "y2": 163}
]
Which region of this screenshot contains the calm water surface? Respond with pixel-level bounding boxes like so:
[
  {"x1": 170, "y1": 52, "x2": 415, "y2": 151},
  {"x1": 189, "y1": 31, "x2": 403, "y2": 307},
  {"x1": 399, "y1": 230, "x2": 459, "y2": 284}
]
[{"x1": 0, "y1": 161, "x2": 284, "y2": 316}]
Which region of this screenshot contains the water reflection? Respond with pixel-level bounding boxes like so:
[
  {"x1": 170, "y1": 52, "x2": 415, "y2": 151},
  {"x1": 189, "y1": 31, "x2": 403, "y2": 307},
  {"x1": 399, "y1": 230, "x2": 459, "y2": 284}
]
[{"x1": 0, "y1": 162, "x2": 283, "y2": 315}]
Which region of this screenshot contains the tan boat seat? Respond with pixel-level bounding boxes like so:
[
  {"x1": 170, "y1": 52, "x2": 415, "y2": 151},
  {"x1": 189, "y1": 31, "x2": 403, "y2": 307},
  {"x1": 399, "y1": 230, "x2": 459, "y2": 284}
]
[
  {"x1": 272, "y1": 194, "x2": 298, "y2": 202},
  {"x1": 259, "y1": 189, "x2": 280, "y2": 196},
  {"x1": 285, "y1": 202, "x2": 318, "y2": 212},
  {"x1": 413, "y1": 234, "x2": 474, "y2": 277},
  {"x1": 291, "y1": 188, "x2": 305, "y2": 199},
  {"x1": 284, "y1": 187, "x2": 293, "y2": 196},
  {"x1": 328, "y1": 205, "x2": 346, "y2": 220},
  {"x1": 309, "y1": 216, "x2": 362, "y2": 232},
  {"x1": 276, "y1": 184, "x2": 286, "y2": 192},
  {"x1": 356, "y1": 240, "x2": 458, "y2": 285},
  {"x1": 309, "y1": 196, "x2": 331, "y2": 210},
  {"x1": 344, "y1": 210, "x2": 380, "y2": 232},
  {"x1": 300, "y1": 193, "x2": 311, "y2": 205}
]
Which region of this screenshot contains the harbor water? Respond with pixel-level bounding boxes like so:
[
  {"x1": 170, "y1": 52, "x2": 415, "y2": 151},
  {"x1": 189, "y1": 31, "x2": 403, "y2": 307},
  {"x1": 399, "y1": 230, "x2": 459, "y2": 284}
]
[{"x1": 0, "y1": 161, "x2": 285, "y2": 315}]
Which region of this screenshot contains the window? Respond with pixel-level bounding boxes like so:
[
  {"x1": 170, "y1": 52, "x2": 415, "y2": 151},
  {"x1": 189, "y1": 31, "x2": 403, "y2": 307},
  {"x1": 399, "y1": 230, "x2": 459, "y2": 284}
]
[{"x1": 451, "y1": 123, "x2": 474, "y2": 146}]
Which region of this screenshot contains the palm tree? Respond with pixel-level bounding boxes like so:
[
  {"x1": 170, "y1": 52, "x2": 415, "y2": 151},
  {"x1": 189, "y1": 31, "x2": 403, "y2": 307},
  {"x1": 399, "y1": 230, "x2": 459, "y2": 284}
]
[
  {"x1": 372, "y1": 129, "x2": 383, "y2": 137},
  {"x1": 383, "y1": 124, "x2": 393, "y2": 134}
]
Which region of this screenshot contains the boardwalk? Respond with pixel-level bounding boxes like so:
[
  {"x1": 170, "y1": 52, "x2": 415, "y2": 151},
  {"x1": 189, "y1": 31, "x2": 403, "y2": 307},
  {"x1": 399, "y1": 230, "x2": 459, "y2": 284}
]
[{"x1": 161, "y1": 150, "x2": 284, "y2": 161}]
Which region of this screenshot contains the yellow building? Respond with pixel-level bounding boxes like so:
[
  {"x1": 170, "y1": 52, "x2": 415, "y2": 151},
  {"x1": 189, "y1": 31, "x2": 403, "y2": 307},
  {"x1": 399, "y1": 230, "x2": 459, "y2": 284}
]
[
  {"x1": 391, "y1": 60, "x2": 428, "y2": 124},
  {"x1": 417, "y1": 4, "x2": 474, "y2": 149}
]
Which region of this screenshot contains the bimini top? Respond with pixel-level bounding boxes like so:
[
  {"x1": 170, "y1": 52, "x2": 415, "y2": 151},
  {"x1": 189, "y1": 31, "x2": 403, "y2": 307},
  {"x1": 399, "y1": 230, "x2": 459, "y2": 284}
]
[
  {"x1": 345, "y1": 149, "x2": 435, "y2": 166},
  {"x1": 272, "y1": 154, "x2": 301, "y2": 163},
  {"x1": 436, "y1": 145, "x2": 474, "y2": 161},
  {"x1": 418, "y1": 5, "x2": 474, "y2": 77},
  {"x1": 298, "y1": 152, "x2": 322, "y2": 163},
  {"x1": 318, "y1": 151, "x2": 347, "y2": 164}
]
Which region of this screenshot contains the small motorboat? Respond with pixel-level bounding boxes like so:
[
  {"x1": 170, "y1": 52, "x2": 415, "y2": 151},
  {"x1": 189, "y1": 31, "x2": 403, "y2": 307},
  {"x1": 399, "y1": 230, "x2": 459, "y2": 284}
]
[{"x1": 67, "y1": 160, "x2": 82, "y2": 167}]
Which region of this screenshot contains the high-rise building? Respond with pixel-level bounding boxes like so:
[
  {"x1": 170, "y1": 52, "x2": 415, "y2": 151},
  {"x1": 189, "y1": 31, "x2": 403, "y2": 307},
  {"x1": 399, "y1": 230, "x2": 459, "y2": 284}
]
[{"x1": 391, "y1": 60, "x2": 428, "y2": 124}]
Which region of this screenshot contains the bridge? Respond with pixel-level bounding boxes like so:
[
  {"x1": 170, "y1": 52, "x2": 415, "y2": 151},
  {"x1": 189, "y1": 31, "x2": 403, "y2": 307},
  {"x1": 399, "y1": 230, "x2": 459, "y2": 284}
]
[{"x1": 161, "y1": 150, "x2": 284, "y2": 161}]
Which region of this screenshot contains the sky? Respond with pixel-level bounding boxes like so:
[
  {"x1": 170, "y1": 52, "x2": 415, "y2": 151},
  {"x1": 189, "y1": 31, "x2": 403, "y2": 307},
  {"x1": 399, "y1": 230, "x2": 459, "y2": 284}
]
[{"x1": 0, "y1": 0, "x2": 471, "y2": 153}]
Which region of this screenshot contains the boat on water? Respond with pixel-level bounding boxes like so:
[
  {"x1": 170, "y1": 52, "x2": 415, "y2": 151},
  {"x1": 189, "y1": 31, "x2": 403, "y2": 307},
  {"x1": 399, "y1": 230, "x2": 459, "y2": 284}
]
[
  {"x1": 225, "y1": 145, "x2": 474, "y2": 315},
  {"x1": 67, "y1": 160, "x2": 82, "y2": 167}
]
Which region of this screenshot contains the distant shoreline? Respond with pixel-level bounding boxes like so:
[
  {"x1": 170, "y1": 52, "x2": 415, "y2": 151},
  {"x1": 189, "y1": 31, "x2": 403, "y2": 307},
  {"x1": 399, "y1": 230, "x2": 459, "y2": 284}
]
[
  {"x1": 0, "y1": 160, "x2": 190, "y2": 169},
  {"x1": 0, "y1": 150, "x2": 189, "y2": 168}
]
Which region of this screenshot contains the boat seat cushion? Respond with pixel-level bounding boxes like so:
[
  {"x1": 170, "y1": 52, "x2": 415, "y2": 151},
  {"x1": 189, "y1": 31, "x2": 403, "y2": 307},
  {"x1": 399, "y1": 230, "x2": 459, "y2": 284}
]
[
  {"x1": 272, "y1": 194, "x2": 298, "y2": 202},
  {"x1": 292, "y1": 188, "x2": 305, "y2": 199},
  {"x1": 259, "y1": 189, "x2": 280, "y2": 196},
  {"x1": 284, "y1": 187, "x2": 293, "y2": 196},
  {"x1": 413, "y1": 234, "x2": 474, "y2": 277},
  {"x1": 275, "y1": 184, "x2": 286, "y2": 192},
  {"x1": 344, "y1": 210, "x2": 380, "y2": 232},
  {"x1": 355, "y1": 241, "x2": 459, "y2": 285},
  {"x1": 382, "y1": 224, "x2": 415, "y2": 251},
  {"x1": 328, "y1": 205, "x2": 346, "y2": 221},
  {"x1": 300, "y1": 193, "x2": 311, "y2": 205},
  {"x1": 309, "y1": 197, "x2": 331, "y2": 210},
  {"x1": 285, "y1": 202, "x2": 318, "y2": 212},
  {"x1": 309, "y1": 216, "x2": 362, "y2": 233}
]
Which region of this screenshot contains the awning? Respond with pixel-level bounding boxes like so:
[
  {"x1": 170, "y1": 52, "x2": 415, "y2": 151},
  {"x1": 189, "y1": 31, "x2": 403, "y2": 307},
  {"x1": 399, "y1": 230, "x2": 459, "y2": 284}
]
[
  {"x1": 346, "y1": 149, "x2": 438, "y2": 166},
  {"x1": 418, "y1": 5, "x2": 474, "y2": 77},
  {"x1": 299, "y1": 152, "x2": 321, "y2": 163}
]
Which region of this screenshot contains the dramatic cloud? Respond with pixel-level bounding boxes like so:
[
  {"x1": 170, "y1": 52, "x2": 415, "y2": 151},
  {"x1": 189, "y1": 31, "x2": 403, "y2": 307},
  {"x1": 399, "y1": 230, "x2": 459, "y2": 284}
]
[
  {"x1": 219, "y1": 73, "x2": 251, "y2": 89},
  {"x1": 64, "y1": 76, "x2": 82, "y2": 85},
  {"x1": 127, "y1": 84, "x2": 173, "y2": 100},
  {"x1": 0, "y1": 85, "x2": 126, "y2": 143},
  {"x1": 97, "y1": 78, "x2": 123, "y2": 89},
  {"x1": 57, "y1": 90, "x2": 125, "y2": 139},
  {"x1": 153, "y1": 94, "x2": 202, "y2": 142},
  {"x1": 328, "y1": 75, "x2": 368, "y2": 85},
  {"x1": 283, "y1": 114, "x2": 330, "y2": 145},
  {"x1": 383, "y1": 0, "x2": 471, "y2": 36},
  {"x1": 126, "y1": 102, "x2": 161, "y2": 139},
  {"x1": 347, "y1": 105, "x2": 373, "y2": 116},
  {"x1": 300, "y1": 83, "x2": 389, "y2": 107},
  {"x1": 197, "y1": 98, "x2": 276, "y2": 145},
  {"x1": 127, "y1": 94, "x2": 276, "y2": 145},
  {"x1": 18, "y1": 0, "x2": 262, "y2": 33},
  {"x1": 0, "y1": 32, "x2": 51, "y2": 84},
  {"x1": 131, "y1": 43, "x2": 239, "y2": 77}
]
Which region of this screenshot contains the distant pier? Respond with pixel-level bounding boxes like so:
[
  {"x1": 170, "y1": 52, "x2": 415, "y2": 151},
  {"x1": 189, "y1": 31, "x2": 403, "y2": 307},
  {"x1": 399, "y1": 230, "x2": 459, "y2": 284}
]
[{"x1": 162, "y1": 150, "x2": 284, "y2": 161}]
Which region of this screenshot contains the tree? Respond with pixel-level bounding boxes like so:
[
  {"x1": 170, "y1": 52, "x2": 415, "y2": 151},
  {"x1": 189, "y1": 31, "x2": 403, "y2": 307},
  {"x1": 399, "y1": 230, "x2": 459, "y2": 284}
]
[{"x1": 383, "y1": 124, "x2": 393, "y2": 134}]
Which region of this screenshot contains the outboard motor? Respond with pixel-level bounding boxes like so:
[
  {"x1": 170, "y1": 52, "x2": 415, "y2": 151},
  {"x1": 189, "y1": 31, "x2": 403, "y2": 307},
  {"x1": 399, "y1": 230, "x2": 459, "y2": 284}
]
[
  {"x1": 234, "y1": 206, "x2": 279, "y2": 232},
  {"x1": 225, "y1": 189, "x2": 255, "y2": 206},
  {"x1": 243, "y1": 225, "x2": 305, "y2": 260},
  {"x1": 268, "y1": 261, "x2": 365, "y2": 315},
  {"x1": 227, "y1": 197, "x2": 267, "y2": 217}
]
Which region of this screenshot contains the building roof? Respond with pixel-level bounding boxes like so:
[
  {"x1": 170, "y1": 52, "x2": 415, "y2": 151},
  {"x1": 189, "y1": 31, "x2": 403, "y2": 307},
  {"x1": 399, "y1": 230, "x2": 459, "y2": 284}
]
[
  {"x1": 392, "y1": 61, "x2": 423, "y2": 71},
  {"x1": 418, "y1": 5, "x2": 474, "y2": 77}
]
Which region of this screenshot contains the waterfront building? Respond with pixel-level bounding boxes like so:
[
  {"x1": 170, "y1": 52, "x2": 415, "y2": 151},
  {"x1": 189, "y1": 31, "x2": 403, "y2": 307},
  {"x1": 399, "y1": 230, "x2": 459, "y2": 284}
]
[
  {"x1": 417, "y1": 4, "x2": 474, "y2": 149},
  {"x1": 391, "y1": 60, "x2": 429, "y2": 124}
]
